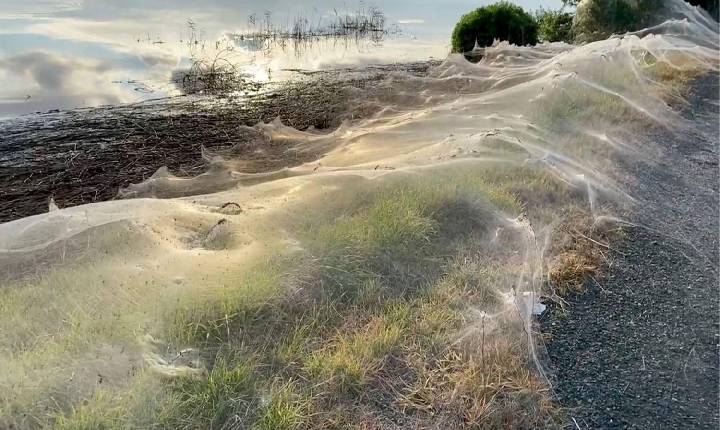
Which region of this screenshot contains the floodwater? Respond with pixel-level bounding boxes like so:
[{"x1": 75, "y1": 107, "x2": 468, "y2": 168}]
[{"x1": 0, "y1": 0, "x2": 562, "y2": 117}]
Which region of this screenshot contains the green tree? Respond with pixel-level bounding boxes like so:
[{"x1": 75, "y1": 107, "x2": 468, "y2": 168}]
[
  {"x1": 537, "y1": 8, "x2": 575, "y2": 42},
  {"x1": 572, "y1": 0, "x2": 662, "y2": 43},
  {"x1": 451, "y1": 2, "x2": 539, "y2": 53},
  {"x1": 688, "y1": 0, "x2": 719, "y2": 20},
  {"x1": 566, "y1": 0, "x2": 717, "y2": 17}
]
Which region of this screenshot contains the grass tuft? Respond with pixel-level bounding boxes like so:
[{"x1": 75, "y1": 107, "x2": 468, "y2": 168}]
[
  {"x1": 548, "y1": 210, "x2": 623, "y2": 296},
  {"x1": 306, "y1": 312, "x2": 407, "y2": 393},
  {"x1": 254, "y1": 382, "x2": 311, "y2": 430},
  {"x1": 161, "y1": 360, "x2": 255, "y2": 429}
]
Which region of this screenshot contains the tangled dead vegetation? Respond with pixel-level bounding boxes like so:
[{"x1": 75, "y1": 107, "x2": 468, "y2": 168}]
[
  {"x1": 547, "y1": 209, "x2": 625, "y2": 298},
  {"x1": 0, "y1": 62, "x2": 435, "y2": 223}
]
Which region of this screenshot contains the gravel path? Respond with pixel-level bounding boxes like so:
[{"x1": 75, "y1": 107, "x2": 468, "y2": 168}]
[{"x1": 541, "y1": 74, "x2": 719, "y2": 429}]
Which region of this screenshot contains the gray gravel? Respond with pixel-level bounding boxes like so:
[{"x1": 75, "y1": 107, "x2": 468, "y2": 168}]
[{"x1": 541, "y1": 74, "x2": 719, "y2": 429}]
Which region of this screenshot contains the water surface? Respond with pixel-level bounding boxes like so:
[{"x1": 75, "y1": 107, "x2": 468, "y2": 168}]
[{"x1": 0, "y1": 0, "x2": 562, "y2": 117}]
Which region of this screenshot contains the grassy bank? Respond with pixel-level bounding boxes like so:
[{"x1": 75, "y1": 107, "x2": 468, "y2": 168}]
[
  {"x1": 2, "y1": 47, "x2": 709, "y2": 429},
  {"x1": 1, "y1": 164, "x2": 596, "y2": 429}
]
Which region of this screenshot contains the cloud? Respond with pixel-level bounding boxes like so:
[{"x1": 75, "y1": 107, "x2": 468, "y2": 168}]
[
  {"x1": 0, "y1": 0, "x2": 82, "y2": 19},
  {"x1": 0, "y1": 51, "x2": 136, "y2": 116},
  {"x1": 138, "y1": 51, "x2": 179, "y2": 68},
  {"x1": 0, "y1": 51, "x2": 112, "y2": 91},
  {"x1": 398, "y1": 19, "x2": 426, "y2": 25}
]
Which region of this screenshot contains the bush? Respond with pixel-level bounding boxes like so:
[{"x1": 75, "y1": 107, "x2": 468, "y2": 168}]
[
  {"x1": 537, "y1": 8, "x2": 575, "y2": 42},
  {"x1": 572, "y1": 0, "x2": 662, "y2": 42},
  {"x1": 451, "y1": 2, "x2": 539, "y2": 53},
  {"x1": 568, "y1": 0, "x2": 717, "y2": 44},
  {"x1": 688, "y1": 0, "x2": 719, "y2": 20}
]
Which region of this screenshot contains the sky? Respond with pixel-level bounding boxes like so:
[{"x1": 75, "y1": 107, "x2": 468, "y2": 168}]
[{"x1": 0, "y1": 0, "x2": 564, "y2": 117}]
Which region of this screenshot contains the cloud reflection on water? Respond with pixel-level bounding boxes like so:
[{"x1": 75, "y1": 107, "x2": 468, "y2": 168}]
[{"x1": 0, "y1": 0, "x2": 562, "y2": 117}]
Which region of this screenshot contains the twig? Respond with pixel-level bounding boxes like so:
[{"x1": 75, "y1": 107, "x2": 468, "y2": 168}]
[
  {"x1": 571, "y1": 417, "x2": 582, "y2": 429},
  {"x1": 573, "y1": 230, "x2": 626, "y2": 255}
]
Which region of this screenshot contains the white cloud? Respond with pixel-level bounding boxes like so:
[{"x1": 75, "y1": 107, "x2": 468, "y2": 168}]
[
  {"x1": 0, "y1": 51, "x2": 111, "y2": 90},
  {"x1": 0, "y1": 0, "x2": 82, "y2": 19},
  {"x1": 0, "y1": 51, "x2": 138, "y2": 116},
  {"x1": 398, "y1": 19, "x2": 426, "y2": 25},
  {"x1": 138, "y1": 51, "x2": 179, "y2": 68}
]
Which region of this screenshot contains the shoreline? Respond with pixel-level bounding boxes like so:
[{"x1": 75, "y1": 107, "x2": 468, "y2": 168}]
[{"x1": 0, "y1": 62, "x2": 437, "y2": 223}]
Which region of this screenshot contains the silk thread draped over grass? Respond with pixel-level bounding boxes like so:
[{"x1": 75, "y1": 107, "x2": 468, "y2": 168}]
[{"x1": 49, "y1": 168, "x2": 572, "y2": 429}]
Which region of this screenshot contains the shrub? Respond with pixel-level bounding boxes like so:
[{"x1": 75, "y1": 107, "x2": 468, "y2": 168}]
[
  {"x1": 451, "y1": 2, "x2": 538, "y2": 53},
  {"x1": 567, "y1": 0, "x2": 717, "y2": 43},
  {"x1": 688, "y1": 0, "x2": 719, "y2": 20},
  {"x1": 572, "y1": 0, "x2": 662, "y2": 42},
  {"x1": 537, "y1": 8, "x2": 575, "y2": 42}
]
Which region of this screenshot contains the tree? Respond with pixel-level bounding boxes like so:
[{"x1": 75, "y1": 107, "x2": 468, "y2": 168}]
[
  {"x1": 568, "y1": 0, "x2": 717, "y2": 17},
  {"x1": 688, "y1": 0, "x2": 719, "y2": 20},
  {"x1": 451, "y1": 2, "x2": 539, "y2": 53},
  {"x1": 537, "y1": 8, "x2": 575, "y2": 42},
  {"x1": 572, "y1": 0, "x2": 662, "y2": 43}
]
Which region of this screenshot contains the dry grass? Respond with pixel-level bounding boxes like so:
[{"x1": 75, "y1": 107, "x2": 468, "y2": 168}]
[
  {"x1": 547, "y1": 209, "x2": 624, "y2": 296},
  {"x1": 397, "y1": 342, "x2": 560, "y2": 428},
  {"x1": 41, "y1": 172, "x2": 574, "y2": 429},
  {"x1": 1, "y1": 158, "x2": 628, "y2": 430}
]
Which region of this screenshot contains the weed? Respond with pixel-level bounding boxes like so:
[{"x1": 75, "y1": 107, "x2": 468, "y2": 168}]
[{"x1": 306, "y1": 312, "x2": 407, "y2": 393}]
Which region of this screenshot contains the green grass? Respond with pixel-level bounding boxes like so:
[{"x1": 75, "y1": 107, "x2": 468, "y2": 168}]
[
  {"x1": 160, "y1": 361, "x2": 255, "y2": 429},
  {"x1": 316, "y1": 188, "x2": 438, "y2": 253},
  {"x1": 305, "y1": 309, "x2": 409, "y2": 393},
  {"x1": 17, "y1": 169, "x2": 578, "y2": 429},
  {"x1": 163, "y1": 263, "x2": 284, "y2": 347},
  {"x1": 54, "y1": 396, "x2": 120, "y2": 430},
  {"x1": 534, "y1": 81, "x2": 636, "y2": 131},
  {"x1": 436, "y1": 259, "x2": 504, "y2": 309},
  {"x1": 254, "y1": 382, "x2": 312, "y2": 430}
]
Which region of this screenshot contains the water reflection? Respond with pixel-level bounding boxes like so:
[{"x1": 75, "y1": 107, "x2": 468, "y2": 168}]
[
  {"x1": 0, "y1": 0, "x2": 561, "y2": 117},
  {"x1": 228, "y1": 6, "x2": 398, "y2": 55}
]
